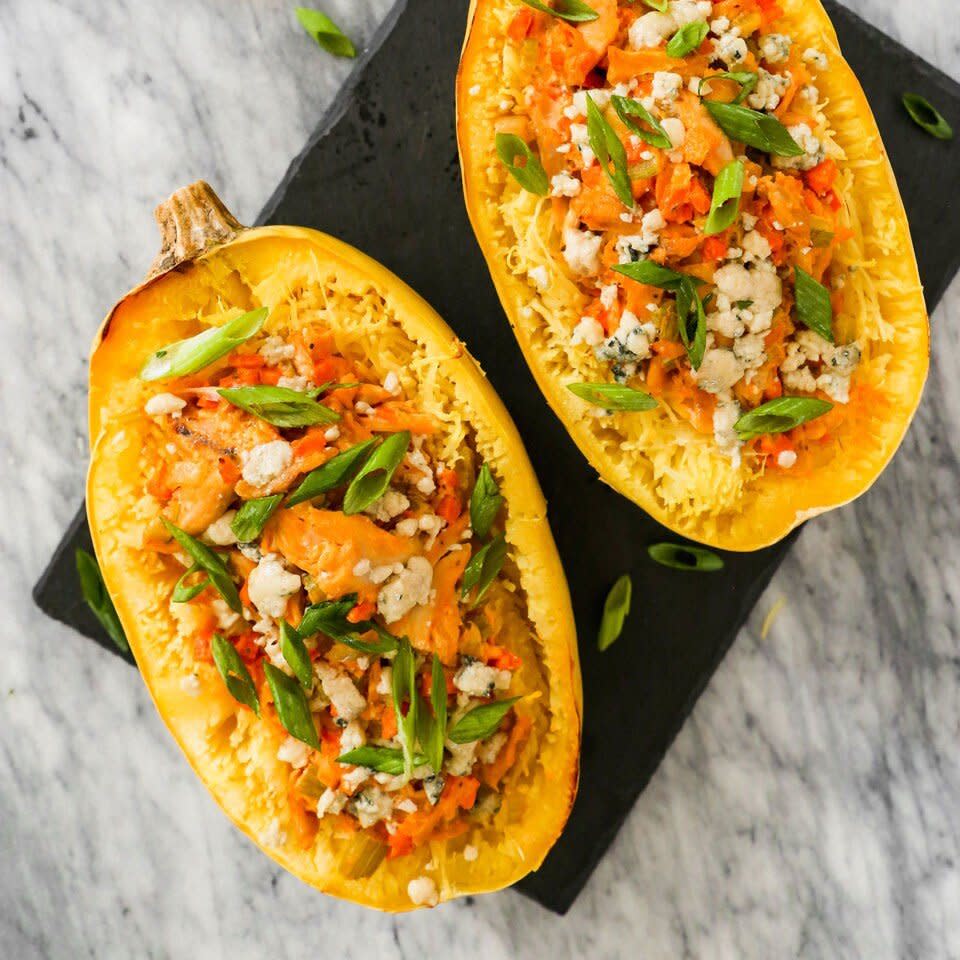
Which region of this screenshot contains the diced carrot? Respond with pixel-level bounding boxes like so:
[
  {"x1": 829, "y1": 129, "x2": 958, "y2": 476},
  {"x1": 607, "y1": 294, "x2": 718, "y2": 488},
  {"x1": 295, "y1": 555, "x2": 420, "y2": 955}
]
[
  {"x1": 438, "y1": 469, "x2": 459, "y2": 494},
  {"x1": 386, "y1": 776, "x2": 479, "y2": 859},
  {"x1": 651, "y1": 340, "x2": 687, "y2": 362},
  {"x1": 231, "y1": 352, "x2": 265, "y2": 369},
  {"x1": 481, "y1": 643, "x2": 522, "y2": 671},
  {"x1": 482, "y1": 715, "x2": 532, "y2": 788},
  {"x1": 292, "y1": 431, "x2": 328, "y2": 460},
  {"x1": 380, "y1": 703, "x2": 398, "y2": 740},
  {"x1": 239, "y1": 580, "x2": 251, "y2": 610},
  {"x1": 804, "y1": 159, "x2": 838, "y2": 196},
  {"x1": 347, "y1": 599, "x2": 376, "y2": 624},
  {"x1": 146, "y1": 463, "x2": 173, "y2": 502},
  {"x1": 701, "y1": 234, "x2": 730, "y2": 261},
  {"x1": 194, "y1": 622, "x2": 215, "y2": 664},
  {"x1": 507, "y1": 7, "x2": 534, "y2": 43},
  {"x1": 437, "y1": 494, "x2": 461, "y2": 524},
  {"x1": 218, "y1": 456, "x2": 241, "y2": 485},
  {"x1": 259, "y1": 367, "x2": 281, "y2": 385},
  {"x1": 196, "y1": 395, "x2": 221, "y2": 410},
  {"x1": 233, "y1": 631, "x2": 261, "y2": 662}
]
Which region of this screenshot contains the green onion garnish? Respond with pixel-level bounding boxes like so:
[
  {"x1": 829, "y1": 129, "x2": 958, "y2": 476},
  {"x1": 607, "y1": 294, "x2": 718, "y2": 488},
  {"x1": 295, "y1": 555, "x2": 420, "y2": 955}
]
[
  {"x1": 586, "y1": 96, "x2": 634, "y2": 209},
  {"x1": 140, "y1": 307, "x2": 268, "y2": 381},
  {"x1": 295, "y1": 7, "x2": 356, "y2": 58},
  {"x1": 733, "y1": 396, "x2": 833, "y2": 441},
  {"x1": 495, "y1": 133, "x2": 550, "y2": 196},
  {"x1": 704, "y1": 159, "x2": 745, "y2": 236},
  {"x1": 597, "y1": 574, "x2": 632, "y2": 651},
  {"x1": 702, "y1": 101, "x2": 803, "y2": 157},
  {"x1": 902, "y1": 93, "x2": 953, "y2": 140},
  {"x1": 648, "y1": 543, "x2": 724, "y2": 572},
  {"x1": 794, "y1": 266, "x2": 834, "y2": 342},
  {"x1": 566, "y1": 382, "x2": 657, "y2": 411}
]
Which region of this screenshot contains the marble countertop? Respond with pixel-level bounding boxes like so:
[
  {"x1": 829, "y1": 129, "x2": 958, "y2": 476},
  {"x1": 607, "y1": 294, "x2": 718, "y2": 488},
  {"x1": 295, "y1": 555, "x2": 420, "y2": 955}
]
[{"x1": 2, "y1": 1, "x2": 958, "y2": 957}]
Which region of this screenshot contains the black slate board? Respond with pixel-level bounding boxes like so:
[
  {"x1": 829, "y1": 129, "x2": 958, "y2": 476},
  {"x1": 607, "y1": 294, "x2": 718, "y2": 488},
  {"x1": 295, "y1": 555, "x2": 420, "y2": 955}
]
[{"x1": 35, "y1": 0, "x2": 960, "y2": 914}]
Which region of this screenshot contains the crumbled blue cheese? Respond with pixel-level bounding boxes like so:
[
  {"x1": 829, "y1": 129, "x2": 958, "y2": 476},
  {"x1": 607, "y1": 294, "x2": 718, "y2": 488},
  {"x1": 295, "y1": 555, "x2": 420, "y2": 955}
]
[
  {"x1": 180, "y1": 673, "x2": 202, "y2": 697},
  {"x1": 670, "y1": 0, "x2": 712, "y2": 26},
  {"x1": 550, "y1": 172, "x2": 581, "y2": 198},
  {"x1": 695, "y1": 346, "x2": 745, "y2": 395},
  {"x1": 351, "y1": 787, "x2": 393, "y2": 828},
  {"x1": 407, "y1": 876, "x2": 439, "y2": 907},
  {"x1": 732, "y1": 333, "x2": 767, "y2": 369},
  {"x1": 661, "y1": 117, "x2": 686, "y2": 151},
  {"x1": 463, "y1": 845, "x2": 479, "y2": 862},
  {"x1": 315, "y1": 662, "x2": 367, "y2": 721},
  {"x1": 571, "y1": 316, "x2": 606, "y2": 347},
  {"x1": 802, "y1": 47, "x2": 828, "y2": 71},
  {"x1": 241, "y1": 440, "x2": 292, "y2": 487},
  {"x1": 759, "y1": 33, "x2": 792, "y2": 64},
  {"x1": 455, "y1": 660, "x2": 500, "y2": 697},
  {"x1": 713, "y1": 30, "x2": 748, "y2": 67},
  {"x1": 528, "y1": 264, "x2": 550, "y2": 291},
  {"x1": 377, "y1": 555, "x2": 433, "y2": 623},
  {"x1": 629, "y1": 11, "x2": 677, "y2": 49},
  {"x1": 712, "y1": 394, "x2": 743, "y2": 466},
  {"x1": 277, "y1": 735, "x2": 311, "y2": 769},
  {"x1": 366, "y1": 489, "x2": 410, "y2": 523},
  {"x1": 339, "y1": 720, "x2": 366, "y2": 755},
  {"x1": 777, "y1": 450, "x2": 798, "y2": 468},
  {"x1": 259, "y1": 336, "x2": 295, "y2": 365},
  {"x1": 445, "y1": 739, "x2": 479, "y2": 776},
  {"x1": 652, "y1": 71, "x2": 683, "y2": 105},
  {"x1": 247, "y1": 554, "x2": 301, "y2": 618},
  {"x1": 477, "y1": 731, "x2": 508, "y2": 765},
  {"x1": 772, "y1": 123, "x2": 825, "y2": 171},
  {"x1": 316, "y1": 787, "x2": 347, "y2": 818},
  {"x1": 615, "y1": 208, "x2": 667, "y2": 262},
  {"x1": 595, "y1": 310, "x2": 657, "y2": 381},
  {"x1": 424, "y1": 774, "x2": 446, "y2": 806},
  {"x1": 204, "y1": 510, "x2": 238, "y2": 546},
  {"x1": 276, "y1": 374, "x2": 311, "y2": 392},
  {"x1": 712, "y1": 261, "x2": 783, "y2": 334},
  {"x1": 747, "y1": 68, "x2": 791, "y2": 113},
  {"x1": 144, "y1": 392, "x2": 186, "y2": 417},
  {"x1": 562, "y1": 223, "x2": 603, "y2": 276}
]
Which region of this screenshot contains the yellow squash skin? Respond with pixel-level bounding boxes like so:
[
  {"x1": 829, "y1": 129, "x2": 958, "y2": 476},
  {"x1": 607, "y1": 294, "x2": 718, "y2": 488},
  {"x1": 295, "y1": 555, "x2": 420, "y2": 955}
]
[
  {"x1": 87, "y1": 182, "x2": 581, "y2": 911},
  {"x1": 457, "y1": 0, "x2": 929, "y2": 551}
]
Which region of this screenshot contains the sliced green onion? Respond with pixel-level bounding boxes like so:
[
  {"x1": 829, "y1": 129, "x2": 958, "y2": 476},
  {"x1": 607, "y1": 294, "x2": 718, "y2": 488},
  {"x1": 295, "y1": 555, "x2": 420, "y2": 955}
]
[
  {"x1": 598, "y1": 574, "x2": 631, "y2": 652},
  {"x1": 461, "y1": 534, "x2": 508, "y2": 606},
  {"x1": 794, "y1": 266, "x2": 834, "y2": 342},
  {"x1": 161, "y1": 519, "x2": 242, "y2": 613},
  {"x1": 230, "y1": 495, "x2": 282, "y2": 543},
  {"x1": 75, "y1": 549, "x2": 129, "y2": 654},
  {"x1": 337, "y1": 746, "x2": 426, "y2": 774},
  {"x1": 264, "y1": 662, "x2": 319, "y2": 748},
  {"x1": 280, "y1": 621, "x2": 314, "y2": 690},
  {"x1": 211, "y1": 634, "x2": 260, "y2": 716},
  {"x1": 698, "y1": 72, "x2": 758, "y2": 105},
  {"x1": 702, "y1": 100, "x2": 803, "y2": 157},
  {"x1": 674, "y1": 276, "x2": 707, "y2": 370},
  {"x1": 666, "y1": 20, "x2": 708, "y2": 58},
  {"x1": 217, "y1": 384, "x2": 339, "y2": 428},
  {"x1": 648, "y1": 542, "x2": 724, "y2": 572},
  {"x1": 733, "y1": 396, "x2": 833, "y2": 441},
  {"x1": 139, "y1": 307, "x2": 268, "y2": 381},
  {"x1": 518, "y1": 0, "x2": 599, "y2": 22},
  {"x1": 425, "y1": 654, "x2": 448, "y2": 773},
  {"x1": 297, "y1": 595, "x2": 398, "y2": 654},
  {"x1": 391, "y1": 638, "x2": 419, "y2": 776},
  {"x1": 704, "y1": 159, "x2": 744, "y2": 236},
  {"x1": 295, "y1": 7, "x2": 356, "y2": 57},
  {"x1": 611, "y1": 95, "x2": 672, "y2": 151},
  {"x1": 470, "y1": 464, "x2": 503, "y2": 540},
  {"x1": 171, "y1": 563, "x2": 209, "y2": 603},
  {"x1": 286, "y1": 439, "x2": 377, "y2": 507},
  {"x1": 586, "y1": 96, "x2": 633, "y2": 209},
  {"x1": 567, "y1": 382, "x2": 657, "y2": 411},
  {"x1": 495, "y1": 133, "x2": 549, "y2": 196},
  {"x1": 612, "y1": 259, "x2": 684, "y2": 287},
  {"x1": 641, "y1": 0, "x2": 669, "y2": 10},
  {"x1": 810, "y1": 228, "x2": 834, "y2": 248},
  {"x1": 448, "y1": 697, "x2": 521, "y2": 744},
  {"x1": 902, "y1": 93, "x2": 953, "y2": 140},
  {"x1": 342, "y1": 431, "x2": 411, "y2": 515}
]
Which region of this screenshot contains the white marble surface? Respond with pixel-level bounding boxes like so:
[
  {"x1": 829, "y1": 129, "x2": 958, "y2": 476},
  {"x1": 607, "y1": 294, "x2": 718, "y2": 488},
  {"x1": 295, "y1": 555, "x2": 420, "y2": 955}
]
[{"x1": 1, "y1": 1, "x2": 958, "y2": 957}]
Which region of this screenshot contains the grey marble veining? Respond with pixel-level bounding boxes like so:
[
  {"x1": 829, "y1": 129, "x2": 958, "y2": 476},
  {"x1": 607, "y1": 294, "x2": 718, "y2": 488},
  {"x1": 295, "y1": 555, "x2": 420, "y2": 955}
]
[{"x1": 1, "y1": 1, "x2": 958, "y2": 957}]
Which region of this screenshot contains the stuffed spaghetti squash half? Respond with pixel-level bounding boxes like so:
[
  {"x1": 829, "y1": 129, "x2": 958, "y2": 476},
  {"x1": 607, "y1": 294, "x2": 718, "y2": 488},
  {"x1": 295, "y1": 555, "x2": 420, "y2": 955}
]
[
  {"x1": 87, "y1": 182, "x2": 580, "y2": 911},
  {"x1": 458, "y1": 0, "x2": 929, "y2": 550}
]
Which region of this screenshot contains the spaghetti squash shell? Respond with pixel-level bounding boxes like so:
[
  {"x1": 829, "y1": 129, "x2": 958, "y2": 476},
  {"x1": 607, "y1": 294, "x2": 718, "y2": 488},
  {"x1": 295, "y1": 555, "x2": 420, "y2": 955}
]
[
  {"x1": 457, "y1": 0, "x2": 929, "y2": 551},
  {"x1": 87, "y1": 182, "x2": 581, "y2": 910}
]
